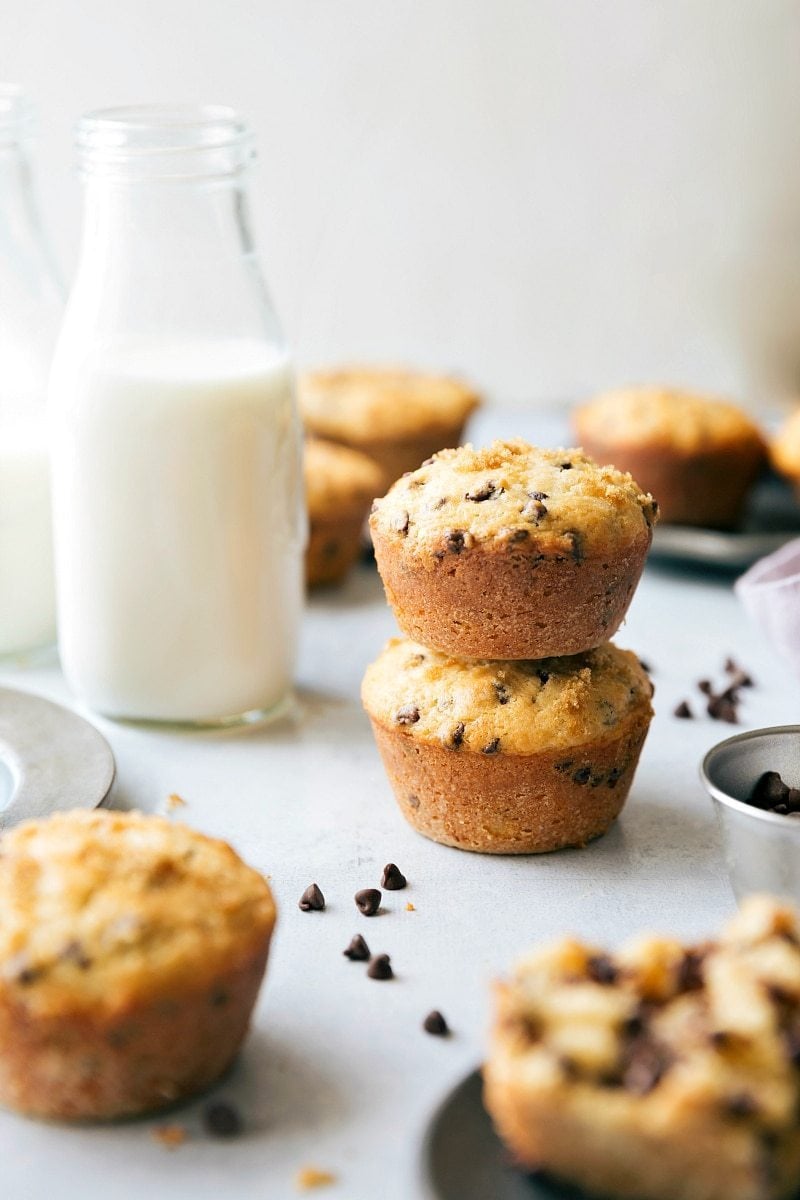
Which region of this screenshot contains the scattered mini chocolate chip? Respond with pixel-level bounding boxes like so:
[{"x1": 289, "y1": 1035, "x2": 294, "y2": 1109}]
[
  {"x1": 587, "y1": 954, "x2": 618, "y2": 985},
  {"x1": 536, "y1": 669, "x2": 550, "y2": 685},
  {"x1": 392, "y1": 510, "x2": 410, "y2": 534},
  {"x1": 381, "y1": 863, "x2": 407, "y2": 890},
  {"x1": 698, "y1": 679, "x2": 712, "y2": 695},
  {"x1": 725, "y1": 658, "x2": 754, "y2": 687},
  {"x1": 443, "y1": 529, "x2": 467, "y2": 554},
  {"x1": 298, "y1": 883, "x2": 325, "y2": 912},
  {"x1": 367, "y1": 953, "x2": 393, "y2": 980},
  {"x1": 560, "y1": 461, "x2": 572, "y2": 470},
  {"x1": 521, "y1": 498, "x2": 548, "y2": 523},
  {"x1": 203, "y1": 1100, "x2": 243, "y2": 1138},
  {"x1": 572, "y1": 766, "x2": 591, "y2": 785},
  {"x1": 343, "y1": 934, "x2": 370, "y2": 961},
  {"x1": 622, "y1": 1039, "x2": 671, "y2": 1094},
  {"x1": 725, "y1": 1093, "x2": 759, "y2": 1119},
  {"x1": 395, "y1": 704, "x2": 420, "y2": 726},
  {"x1": 673, "y1": 700, "x2": 693, "y2": 719},
  {"x1": 60, "y1": 940, "x2": 92, "y2": 970},
  {"x1": 423, "y1": 1010, "x2": 449, "y2": 1036},
  {"x1": 482, "y1": 738, "x2": 501, "y2": 755},
  {"x1": 466, "y1": 480, "x2": 498, "y2": 502},
  {"x1": 355, "y1": 888, "x2": 381, "y2": 916},
  {"x1": 607, "y1": 766, "x2": 623, "y2": 788},
  {"x1": 707, "y1": 694, "x2": 738, "y2": 724},
  {"x1": 638, "y1": 659, "x2": 652, "y2": 674},
  {"x1": 449, "y1": 722, "x2": 465, "y2": 749},
  {"x1": 750, "y1": 771, "x2": 790, "y2": 808},
  {"x1": 493, "y1": 681, "x2": 511, "y2": 705}
]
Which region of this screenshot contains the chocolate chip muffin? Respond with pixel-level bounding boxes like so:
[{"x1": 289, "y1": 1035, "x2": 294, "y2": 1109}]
[
  {"x1": 370, "y1": 440, "x2": 657, "y2": 660},
  {"x1": 573, "y1": 386, "x2": 767, "y2": 528},
  {"x1": 361, "y1": 637, "x2": 653, "y2": 853},
  {"x1": 0, "y1": 810, "x2": 276, "y2": 1120},
  {"x1": 485, "y1": 896, "x2": 800, "y2": 1200},
  {"x1": 770, "y1": 408, "x2": 800, "y2": 498},
  {"x1": 299, "y1": 366, "x2": 480, "y2": 485},
  {"x1": 304, "y1": 437, "x2": 384, "y2": 587}
]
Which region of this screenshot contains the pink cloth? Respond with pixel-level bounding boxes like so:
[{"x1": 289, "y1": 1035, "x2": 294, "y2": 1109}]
[{"x1": 736, "y1": 538, "x2": 800, "y2": 675}]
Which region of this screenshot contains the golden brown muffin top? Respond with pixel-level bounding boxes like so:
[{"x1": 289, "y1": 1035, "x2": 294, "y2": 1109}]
[
  {"x1": 299, "y1": 366, "x2": 481, "y2": 442},
  {"x1": 0, "y1": 810, "x2": 275, "y2": 1018},
  {"x1": 361, "y1": 637, "x2": 652, "y2": 755},
  {"x1": 304, "y1": 437, "x2": 384, "y2": 518},
  {"x1": 493, "y1": 895, "x2": 800, "y2": 1130},
  {"x1": 573, "y1": 386, "x2": 765, "y2": 454},
  {"x1": 771, "y1": 408, "x2": 800, "y2": 480},
  {"x1": 369, "y1": 439, "x2": 657, "y2": 558}
]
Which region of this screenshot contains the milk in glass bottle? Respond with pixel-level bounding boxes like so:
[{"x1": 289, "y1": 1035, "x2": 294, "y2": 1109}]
[
  {"x1": 49, "y1": 106, "x2": 305, "y2": 723},
  {"x1": 0, "y1": 86, "x2": 63, "y2": 657}
]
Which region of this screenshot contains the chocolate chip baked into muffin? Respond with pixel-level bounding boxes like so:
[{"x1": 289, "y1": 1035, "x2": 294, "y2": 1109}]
[
  {"x1": 299, "y1": 366, "x2": 480, "y2": 486},
  {"x1": 304, "y1": 437, "x2": 384, "y2": 587},
  {"x1": 361, "y1": 637, "x2": 653, "y2": 853},
  {"x1": 573, "y1": 386, "x2": 766, "y2": 528},
  {"x1": 770, "y1": 407, "x2": 800, "y2": 498},
  {"x1": 0, "y1": 810, "x2": 276, "y2": 1120},
  {"x1": 485, "y1": 896, "x2": 800, "y2": 1200},
  {"x1": 370, "y1": 440, "x2": 657, "y2": 660}
]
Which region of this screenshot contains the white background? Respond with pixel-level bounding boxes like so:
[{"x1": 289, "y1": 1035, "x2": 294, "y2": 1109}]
[{"x1": 4, "y1": 0, "x2": 800, "y2": 405}]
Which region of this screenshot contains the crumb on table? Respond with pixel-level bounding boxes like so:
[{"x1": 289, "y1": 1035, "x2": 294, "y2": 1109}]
[
  {"x1": 295, "y1": 1166, "x2": 337, "y2": 1190},
  {"x1": 152, "y1": 1124, "x2": 188, "y2": 1149},
  {"x1": 166, "y1": 793, "x2": 188, "y2": 812},
  {"x1": 405, "y1": 902, "x2": 416, "y2": 911}
]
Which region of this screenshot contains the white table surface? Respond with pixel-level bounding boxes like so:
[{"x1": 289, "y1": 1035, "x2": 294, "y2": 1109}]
[{"x1": 1, "y1": 407, "x2": 799, "y2": 1200}]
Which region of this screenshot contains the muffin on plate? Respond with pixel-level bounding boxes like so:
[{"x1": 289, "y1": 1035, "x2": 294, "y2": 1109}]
[
  {"x1": 0, "y1": 809, "x2": 276, "y2": 1120},
  {"x1": 304, "y1": 437, "x2": 384, "y2": 587},
  {"x1": 484, "y1": 895, "x2": 800, "y2": 1200},
  {"x1": 370, "y1": 439, "x2": 657, "y2": 661},
  {"x1": 361, "y1": 637, "x2": 653, "y2": 853},
  {"x1": 572, "y1": 386, "x2": 766, "y2": 528},
  {"x1": 770, "y1": 407, "x2": 800, "y2": 498},
  {"x1": 299, "y1": 366, "x2": 481, "y2": 486}
]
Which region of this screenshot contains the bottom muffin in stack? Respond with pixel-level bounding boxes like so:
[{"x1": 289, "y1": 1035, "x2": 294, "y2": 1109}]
[{"x1": 361, "y1": 637, "x2": 653, "y2": 854}]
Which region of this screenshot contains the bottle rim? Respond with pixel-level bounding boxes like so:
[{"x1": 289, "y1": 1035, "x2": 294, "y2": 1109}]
[
  {"x1": 0, "y1": 85, "x2": 36, "y2": 144},
  {"x1": 76, "y1": 104, "x2": 255, "y2": 180}
]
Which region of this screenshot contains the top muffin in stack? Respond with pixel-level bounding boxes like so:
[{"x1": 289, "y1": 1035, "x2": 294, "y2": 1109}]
[{"x1": 362, "y1": 438, "x2": 657, "y2": 854}]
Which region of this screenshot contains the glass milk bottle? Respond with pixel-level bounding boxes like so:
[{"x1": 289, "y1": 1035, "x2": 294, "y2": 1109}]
[
  {"x1": 0, "y1": 86, "x2": 63, "y2": 657},
  {"x1": 49, "y1": 106, "x2": 305, "y2": 724}
]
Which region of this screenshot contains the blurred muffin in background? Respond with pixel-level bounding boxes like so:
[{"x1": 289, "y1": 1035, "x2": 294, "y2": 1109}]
[
  {"x1": 572, "y1": 386, "x2": 766, "y2": 528},
  {"x1": 304, "y1": 437, "x2": 384, "y2": 587},
  {"x1": 771, "y1": 407, "x2": 800, "y2": 497},
  {"x1": 299, "y1": 366, "x2": 481, "y2": 487}
]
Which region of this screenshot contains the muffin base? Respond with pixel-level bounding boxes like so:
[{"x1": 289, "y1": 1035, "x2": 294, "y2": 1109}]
[
  {"x1": 578, "y1": 438, "x2": 765, "y2": 529},
  {"x1": 0, "y1": 944, "x2": 270, "y2": 1121},
  {"x1": 372, "y1": 531, "x2": 651, "y2": 660},
  {"x1": 368, "y1": 715, "x2": 650, "y2": 853},
  {"x1": 307, "y1": 514, "x2": 366, "y2": 587},
  {"x1": 482, "y1": 1060, "x2": 797, "y2": 1200}
]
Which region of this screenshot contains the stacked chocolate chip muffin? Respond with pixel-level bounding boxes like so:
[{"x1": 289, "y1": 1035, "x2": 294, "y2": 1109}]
[{"x1": 361, "y1": 438, "x2": 657, "y2": 853}]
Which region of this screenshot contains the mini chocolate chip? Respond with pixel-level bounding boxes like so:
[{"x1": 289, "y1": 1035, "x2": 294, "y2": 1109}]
[
  {"x1": 493, "y1": 681, "x2": 511, "y2": 705},
  {"x1": 506, "y1": 528, "x2": 529, "y2": 543},
  {"x1": 622, "y1": 1039, "x2": 671, "y2": 1094},
  {"x1": 343, "y1": 934, "x2": 370, "y2": 961},
  {"x1": 367, "y1": 953, "x2": 393, "y2": 980},
  {"x1": 355, "y1": 888, "x2": 381, "y2": 916},
  {"x1": 774, "y1": 803, "x2": 790, "y2": 815},
  {"x1": 203, "y1": 1101, "x2": 243, "y2": 1138},
  {"x1": 298, "y1": 883, "x2": 325, "y2": 912},
  {"x1": 449, "y1": 722, "x2": 465, "y2": 749},
  {"x1": 638, "y1": 659, "x2": 652, "y2": 673},
  {"x1": 698, "y1": 679, "x2": 713, "y2": 695},
  {"x1": 555, "y1": 760, "x2": 574, "y2": 773},
  {"x1": 707, "y1": 695, "x2": 738, "y2": 724},
  {"x1": 16, "y1": 964, "x2": 42, "y2": 986},
  {"x1": 60, "y1": 940, "x2": 92, "y2": 970},
  {"x1": 482, "y1": 738, "x2": 501, "y2": 755},
  {"x1": 444, "y1": 529, "x2": 467, "y2": 554},
  {"x1": 678, "y1": 949, "x2": 706, "y2": 992},
  {"x1": 725, "y1": 658, "x2": 754, "y2": 687},
  {"x1": 521, "y1": 498, "x2": 548, "y2": 523},
  {"x1": 673, "y1": 700, "x2": 693, "y2": 718},
  {"x1": 392, "y1": 510, "x2": 410, "y2": 534},
  {"x1": 395, "y1": 704, "x2": 421, "y2": 726},
  {"x1": 560, "y1": 461, "x2": 572, "y2": 470},
  {"x1": 407, "y1": 793, "x2": 420, "y2": 809},
  {"x1": 607, "y1": 766, "x2": 623, "y2": 788},
  {"x1": 381, "y1": 863, "x2": 407, "y2": 890},
  {"x1": 710, "y1": 1030, "x2": 731, "y2": 1048},
  {"x1": 750, "y1": 771, "x2": 790, "y2": 809},
  {"x1": 528, "y1": 490, "x2": 548, "y2": 501},
  {"x1": 423, "y1": 1010, "x2": 449, "y2": 1036},
  {"x1": 407, "y1": 653, "x2": 426, "y2": 666},
  {"x1": 587, "y1": 954, "x2": 618, "y2": 985},
  {"x1": 725, "y1": 1093, "x2": 758, "y2": 1119},
  {"x1": 536, "y1": 669, "x2": 550, "y2": 684},
  {"x1": 466, "y1": 480, "x2": 498, "y2": 502},
  {"x1": 211, "y1": 989, "x2": 229, "y2": 1007},
  {"x1": 572, "y1": 766, "x2": 591, "y2": 785}
]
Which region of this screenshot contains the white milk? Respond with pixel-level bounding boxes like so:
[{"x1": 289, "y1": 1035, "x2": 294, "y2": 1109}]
[
  {"x1": 0, "y1": 424, "x2": 56, "y2": 656},
  {"x1": 50, "y1": 338, "x2": 305, "y2": 722}
]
